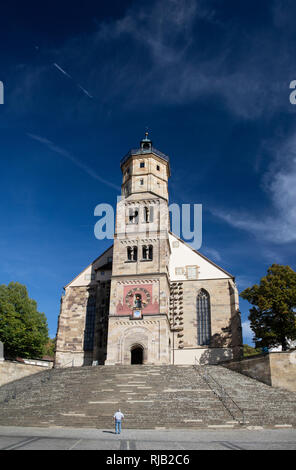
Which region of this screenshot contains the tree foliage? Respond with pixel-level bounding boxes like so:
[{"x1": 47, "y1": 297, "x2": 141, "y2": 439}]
[
  {"x1": 0, "y1": 282, "x2": 49, "y2": 359},
  {"x1": 43, "y1": 338, "x2": 56, "y2": 358},
  {"x1": 240, "y1": 264, "x2": 296, "y2": 351},
  {"x1": 243, "y1": 344, "x2": 262, "y2": 357}
]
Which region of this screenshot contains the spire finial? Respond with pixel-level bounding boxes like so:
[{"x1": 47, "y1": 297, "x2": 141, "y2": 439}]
[{"x1": 140, "y1": 127, "x2": 152, "y2": 150}]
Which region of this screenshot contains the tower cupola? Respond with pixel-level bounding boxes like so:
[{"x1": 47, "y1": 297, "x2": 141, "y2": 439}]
[{"x1": 140, "y1": 131, "x2": 152, "y2": 152}]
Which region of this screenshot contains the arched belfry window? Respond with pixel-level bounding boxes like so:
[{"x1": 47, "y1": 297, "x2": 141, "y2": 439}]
[
  {"x1": 127, "y1": 246, "x2": 137, "y2": 261},
  {"x1": 197, "y1": 289, "x2": 211, "y2": 346},
  {"x1": 142, "y1": 245, "x2": 153, "y2": 260}
]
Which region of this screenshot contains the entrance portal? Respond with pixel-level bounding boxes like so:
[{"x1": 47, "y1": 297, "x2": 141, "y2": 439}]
[{"x1": 131, "y1": 346, "x2": 144, "y2": 365}]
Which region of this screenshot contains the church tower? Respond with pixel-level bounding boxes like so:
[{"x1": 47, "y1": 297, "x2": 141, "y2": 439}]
[
  {"x1": 105, "y1": 133, "x2": 173, "y2": 364},
  {"x1": 54, "y1": 133, "x2": 242, "y2": 369}
]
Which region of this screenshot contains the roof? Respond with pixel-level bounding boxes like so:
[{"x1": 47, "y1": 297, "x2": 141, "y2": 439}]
[
  {"x1": 64, "y1": 244, "x2": 113, "y2": 288},
  {"x1": 120, "y1": 147, "x2": 170, "y2": 168}
]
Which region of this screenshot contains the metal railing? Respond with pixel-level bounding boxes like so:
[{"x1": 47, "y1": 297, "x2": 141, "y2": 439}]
[
  {"x1": 59, "y1": 359, "x2": 75, "y2": 368},
  {"x1": 194, "y1": 358, "x2": 245, "y2": 425}
]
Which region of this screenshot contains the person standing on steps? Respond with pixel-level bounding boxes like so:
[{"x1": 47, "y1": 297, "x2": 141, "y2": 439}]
[{"x1": 114, "y1": 409, "x2": 124, "y2": 434}]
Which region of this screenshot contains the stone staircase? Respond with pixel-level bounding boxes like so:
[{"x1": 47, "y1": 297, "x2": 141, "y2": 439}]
[{"x1": 0, "y1": 365, "x2": 296, "y2": 429}]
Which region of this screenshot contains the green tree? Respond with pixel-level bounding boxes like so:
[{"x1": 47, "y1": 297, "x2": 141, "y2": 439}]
[
  {"x1": 240, "y1": 264, "x2": 296, "y2": 351},
  {"x1": 0, "y1": 282, "x2": 49, "y2": 359},
  {"x1": 43, "y1": 338, "x2": 56, "y2": 358},
  {"x1": 243, "y1": 344, "x2": 262, "y2": 357}
]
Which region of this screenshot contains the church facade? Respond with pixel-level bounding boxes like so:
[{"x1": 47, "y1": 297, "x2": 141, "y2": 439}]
[{"x1": 54, "y1": 135, "x2": 243, "y2": 367}]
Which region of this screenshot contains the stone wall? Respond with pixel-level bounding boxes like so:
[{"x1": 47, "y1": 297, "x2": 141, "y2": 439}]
[
  {"x1": 177, "y1": 279, "x2": 241, "y2": 351},
  {"x1": 174, "y1": 347, "x2": 233, "y2": 365},
  {"x1": 0, "y1": 361, "x2": 48, "y2": 387},
  {"x1": 269, "y1": 352, "x2": 296, "y2": 392},
  {"x1": 105, "y1": 315, "x2": 171, "y2": 365},
  {"x1": 222, "y1": 352, "x2": 296, "y2": 392}
]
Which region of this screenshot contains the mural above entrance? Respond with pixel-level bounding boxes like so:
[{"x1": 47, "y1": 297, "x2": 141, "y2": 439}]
[{"x1": 116, "y1": 283, "x2": 159, "y2": 315}]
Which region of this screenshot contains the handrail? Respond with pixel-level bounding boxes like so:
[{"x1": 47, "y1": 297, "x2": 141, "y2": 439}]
[
  {"x1": 194, "y1": 358, "x2": 245, "y2": 425},
  {"x1": 59, "y1": 359, "x2": 75, "y2": 368}
]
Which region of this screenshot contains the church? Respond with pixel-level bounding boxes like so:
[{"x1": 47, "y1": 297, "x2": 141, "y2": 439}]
[{"x1": 54, "y1": 135, "x2": 243, "y2": 367}]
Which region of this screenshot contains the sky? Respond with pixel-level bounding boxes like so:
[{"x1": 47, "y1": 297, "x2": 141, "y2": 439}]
[{"x1": 1, "y1": 0, "x2": 296, "y2": 344}]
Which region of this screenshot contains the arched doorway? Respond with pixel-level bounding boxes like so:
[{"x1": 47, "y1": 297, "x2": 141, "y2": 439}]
[{"x1": 131, "y1": 345, "x2": 144, "y2": 364}]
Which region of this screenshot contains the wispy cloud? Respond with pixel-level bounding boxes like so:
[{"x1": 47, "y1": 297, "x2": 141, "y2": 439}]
[
  {"x1": 242, "y1": 320, "x2": 255, "y2": 346},
  {"x1": 27, "y1": 133, "x2": 120, "y2": 190},
  {"x1": 6, "y1": 0, "x2": 295, "y2": 121},
  {"x1": 213, "y1": 131, "x2": 296, "y2": 244},
  {"x1": 85, "y1": 0, "x2": 292, "y2": 118}
]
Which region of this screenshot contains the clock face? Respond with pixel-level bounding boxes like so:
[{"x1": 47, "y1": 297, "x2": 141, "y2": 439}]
[{"x1": 125, "y1": 287, "x2": 151, "y2": 309}]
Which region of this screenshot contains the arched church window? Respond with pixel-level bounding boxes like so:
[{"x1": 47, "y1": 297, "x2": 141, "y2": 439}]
[
  {"x1": 127, "y1": 246, "x2": 132, "y2": 261},
  {"x1": 129, "y1": 208, "x2": 139, "y2": 224},
  {"x1": 133, "y1": 246, "x2": 138, "y2": 261},
  {"x1": 142, "y1": 245, "x2": 148, "y2": 259},
  {"x1": 142, "y1": 245, "x2": 153, "y2": 260},
  {"x1": 197, "y1": 289, "x2": 211, "y2": 346},
  {"x1": 148, "y1": 245, "x2": 153, "y2": 260},
  {"x1": 144, "y1": 206, "x2": 154, "y2": 223},
  {"x1": 127, "y1": 246, "x2": 137, "y2": 261},
  {"x1": 84, "y1": 297, "x2": 96, "y2": 351},
  {"x1": 144, "y1": 207, "x2": 150, "y2": 223}
]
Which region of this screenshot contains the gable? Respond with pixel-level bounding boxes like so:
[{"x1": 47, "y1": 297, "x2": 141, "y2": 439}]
[
  {"x1": 65, "y1": 245, "x2": 113, "y2": 289},
  {"x1": 169, "y1": 233, "x2": 232, "y2": 281}
]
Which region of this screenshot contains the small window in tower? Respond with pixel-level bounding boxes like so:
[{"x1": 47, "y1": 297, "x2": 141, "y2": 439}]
[
  {"x1": 142, "y1": 245, "x2": 148, "y2": 259},
  {"x1": 156, "y1": 165, "x2": 160, "y2": 171},
  {"x1": 127, "y1": 246, "x2": 137, "y2": 261},
  {"x1": 140, "y1": 162, "x2": 145, "y2": 168},
  {"x1": 140, "y1": 179, "x2": 144, "y2": 185},
  {"x1": 144, "y1": 207, "x2": 149, "y2": 222},
  {"x1": 133, "y1": 246, "x2": 138, "y2": 261},
  {"x1": 148, "y1": 245, "x2": 153, "y2": 260},
  {"x1": 127, "y1": 246, "x2": 132, "y2": 261},
  {"x1": 129, "y1": 208, "x2": 139, "y2": 224}
]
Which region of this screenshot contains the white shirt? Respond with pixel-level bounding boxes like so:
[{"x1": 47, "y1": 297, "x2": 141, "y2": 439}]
[{"x1": 114, "y1": 411, "x2": 124, "y2": 421}]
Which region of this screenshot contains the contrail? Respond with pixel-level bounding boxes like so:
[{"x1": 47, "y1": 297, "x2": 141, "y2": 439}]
[
  {"x1": 53, "y1": 63, "x2": 93, "y2": 99},
  {"x1": 78, "y1": 84, "x2": 93, "y2": 99},
  {"x1": 27, "y1": 133, "x2": 120, "y2": 191},
  {"x1": 53, "y1": 63, "x2": 72, "y2": 79}
]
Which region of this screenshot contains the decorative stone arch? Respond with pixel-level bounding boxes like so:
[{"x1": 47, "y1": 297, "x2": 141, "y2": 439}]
[{"x1": 118, "y1": 325, "x2": 154, "y2": 364}]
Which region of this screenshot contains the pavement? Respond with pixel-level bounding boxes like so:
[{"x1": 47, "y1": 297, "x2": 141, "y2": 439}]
[{"x1": 0, "y1": 425, "x2": 296, "y2": 450}]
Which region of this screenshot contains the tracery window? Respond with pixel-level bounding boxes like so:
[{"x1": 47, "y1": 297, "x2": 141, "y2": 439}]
[{"x1": 197, "y1": 289, "x2": 211, "y2": 346}]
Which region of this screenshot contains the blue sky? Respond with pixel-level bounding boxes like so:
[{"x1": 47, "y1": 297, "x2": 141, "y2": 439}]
[{"x1": 1, "y1": 0, "x2": 296, "y2": 344}]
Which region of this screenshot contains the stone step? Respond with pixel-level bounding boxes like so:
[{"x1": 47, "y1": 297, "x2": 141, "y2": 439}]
[{"x1": 1, "y1": 364, "x2": 296, "y2": 428}]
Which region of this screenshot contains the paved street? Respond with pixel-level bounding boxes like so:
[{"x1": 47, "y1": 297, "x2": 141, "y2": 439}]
[{"x1": 0, "y1": 426, "x2": 295, "y2": 450}]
